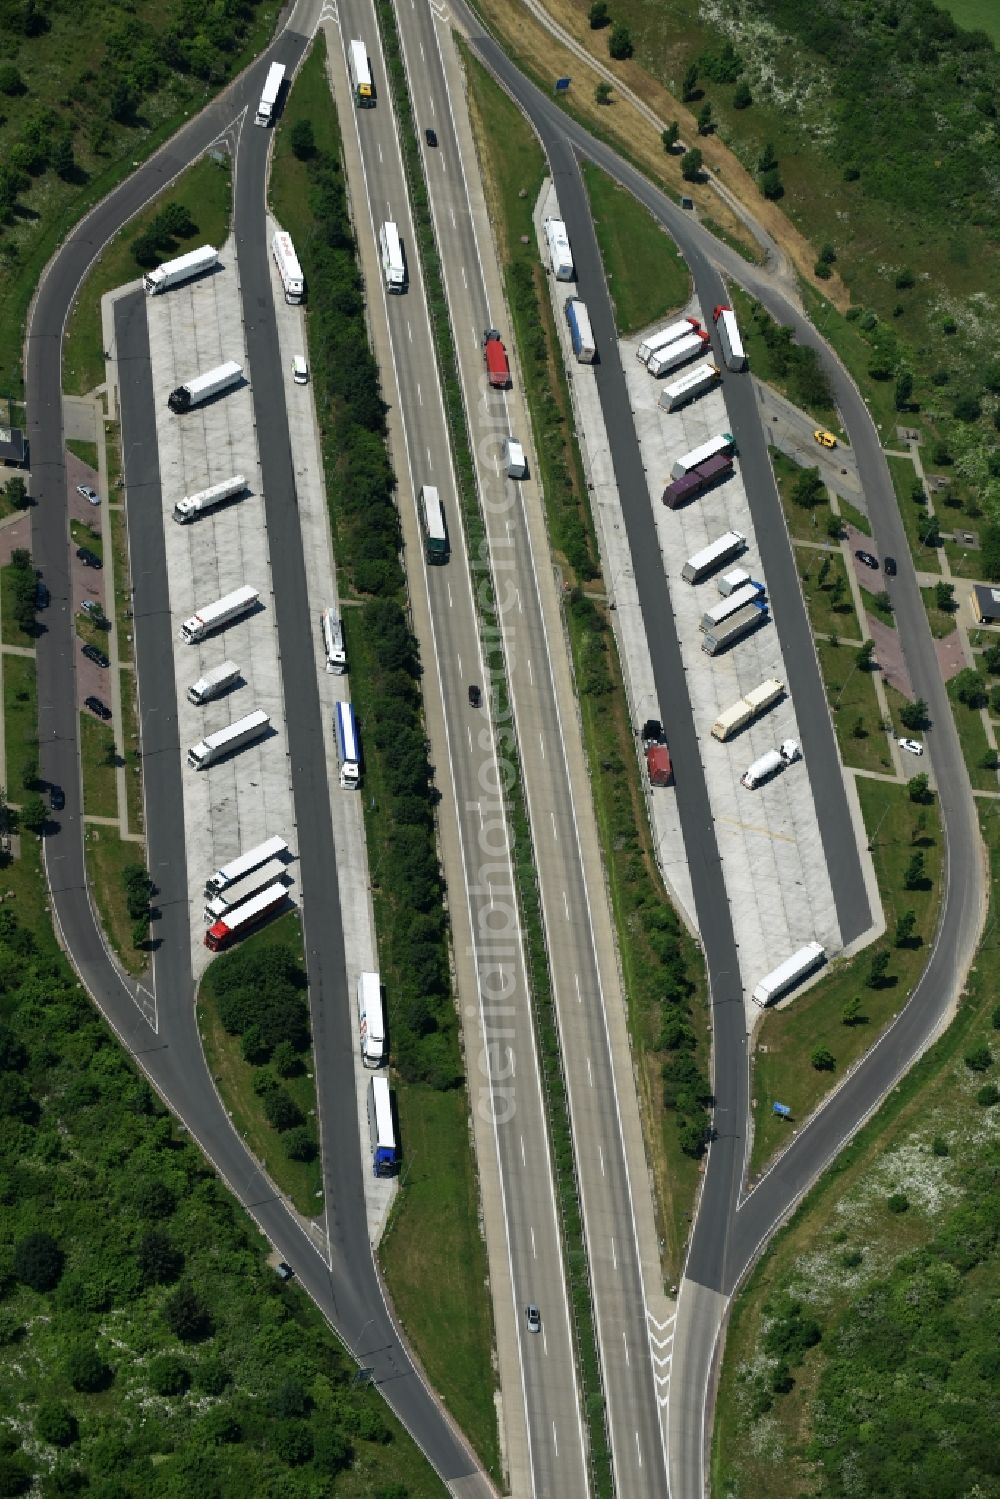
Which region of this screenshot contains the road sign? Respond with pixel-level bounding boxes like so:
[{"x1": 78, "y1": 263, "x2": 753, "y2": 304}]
[
  {"x1": 555, "y1": 77, "x2": 571, "y2": 92},
  {"x1": 772, "y1": 1102, "x2": 792, "y2": 1118}
]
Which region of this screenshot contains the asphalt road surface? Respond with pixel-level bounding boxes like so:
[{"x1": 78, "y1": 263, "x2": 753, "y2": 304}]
[{"x1": 27, "y1": 15, "x2": 486, "y2": 1492}]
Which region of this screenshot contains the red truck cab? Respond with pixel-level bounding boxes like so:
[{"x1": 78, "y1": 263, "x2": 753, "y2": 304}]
[
  {"x1": 483, "y1": 328, "x2": 511, "y2": 389},
  {"x1": 646, "y1": 744, "x2": 673, "y2": 787}
]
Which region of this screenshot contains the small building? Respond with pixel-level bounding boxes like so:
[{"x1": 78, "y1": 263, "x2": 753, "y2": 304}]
[
  {"x1": 0, "y1": 426, "x2": 26, "y2": 467},
  {"x1": 971, "y1": 584, "x2": 1000, "y2": 625}
]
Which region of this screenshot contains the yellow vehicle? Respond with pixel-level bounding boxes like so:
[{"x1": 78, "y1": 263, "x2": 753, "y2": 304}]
[{"x1": 813, "y1": 429, "x2": 837, "y2": 449}]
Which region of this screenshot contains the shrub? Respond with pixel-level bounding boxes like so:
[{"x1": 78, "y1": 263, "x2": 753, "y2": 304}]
[
  {"x1": 953, "y1": 667, "x2": 987, "y2": 708},
  {"x1": 954, "y1": 393, "x2": 982, "y2": 423},
  {"x1": 810, "y1": 1047, "x2": 835, "y2": 1071},
  {"x1": 894, "y1": 911, "x2": 916, "y2": 948},
  {"x1": 992, "y1": 1004, "x2": 1000, "y2": 1030},
  {"x1": 894, "y1": 267, "x2": 915, "y2": 289},
  {"x1": 35, "y1": 1402, "x2": 78, "y2": 1447},
  {"x1": 866, "y1": 950, "x2": 890, "y2": 988},
  {"x1": 759, "y1": 167, "x2": 784, "y2": 199},
  {"x1": 283, "y1": 1126, "x2": 317, "y2": 1162},
  {"x1": 136, "y1": 1229, "x2": 183, "y2": 1286},
  {"x1": 697, "y1": 101, "x2": 713, "y2": 134},
  {"x1": 682, "y1": 63, "x2": 699, "y2": 100},
  {"x1": 263, "y1": 1087, "x2": 303, "y2": 1132},
  {"x1": 588, "y1": 0, "x2": 609, "y2": 25},
  {"x1": 680, "y1": 148, "x2": 703, "y2": 182},
  {"x1": 0, "y1": 65, "x2": 26, "y2": 96},
  {"x1": 290, "y1": 118, "x2": 315, "y2": 159},
  {"x1": 887, "y1": 1193, "x2": 909, "y2": 1213},
  {"x1": 273, "y1": 1420, "x2": 314, "y2": 1466},
  {"x1": 903, "y1": 851, "x2": 926, "y2": 890},
  {"x1": 608, "y1": 23, "x2": 633, "y2": 59},
  {"x1": 14, "y1": 1232, "x2": 63, "y2": 1292},
  {"x1": 199, "y1": 1407, "x2": 242, "y2": 1445},
  {"x1": 932, "y1": 1136, "x2": 949, "y2": 1156},
  {"x1": 163, "y1": 1284, "x2": 213, "y2": 1342},
  {"x1": 66, "y1": 1345, "x2": 111, "y2": 1393},
  {"x1": 194, "y1": 1360, "x2": 230, "y2": 1396},
  {"x1": 733, "y1": 79, "x2": 752, "y2": 108},
  {"x1": 899, "y1": 698, "x2": 927, "y2": 730},
  {"x1": 964, "y1": 1044, "x2": 993, "y2": 1073},
  {"x1": 976, "y1": 1083, "x2": 999, "y2": 1107},
  {"x1": 907, "y1": 773, "x2": 930, "y2": 803},
  {"x1": 240, "y1": 1025, "x2": 270, "y2": 1065},
  {"x1": 842, "y1": 1248, "x2": 862, "y2": 1268},
  {"x1": 148, "y1": 1356, "x2": 191, "y2": 1396},
  {"x1": 594, "y1": 81, "x2": 612, "y2": 106},
  {"x1": 661, "y1": 121, "x2": 679, "y2": 151}
]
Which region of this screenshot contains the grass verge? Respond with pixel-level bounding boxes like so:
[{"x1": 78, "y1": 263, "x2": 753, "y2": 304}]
[
  {"x1": 0, "y1": 563, "x2": 36, "y2": 649},
  {"x1": 3, "y1": 654, "x2": 38, "y2": 795},
  {"x1": 771, "y1": 447, "x2": 837, "y2": 542},
  {"x1": 84, "y1": 826, "x2": 148, "y2": 977},
  {"x1": 120, "y1": 669, "x2": 143, "y2": 835},
  {"x1": 750, "y1": 776, "x2": 943, "y2": 1173},
  {"x1": 79, "y1": 711, "x2": 118, "y2": 820},
  {"x1": 886, "y1": 452, "x2": 942, "y2": 575},
  {"x1": 66, "y1": 438, "x2": 99, "y2": 470},
  {"x1": 797, "y1": 549, "x2": 860, "y2": 642},
  {"x1": 946, "y1": 676, "x2": 998, "y2": 793},
  {"x1": 64, "y1": 153, "x2": 233, "y2": 398},
  {"x1": 920, "y1": 586, "x2": 958, "y2": 639},
  {"x1": 580, "y1": 159, "x2": 690, "y2": 335},
  {"x1": 464, "y1": 47, "x2": 708, "y2": 1287},
  {"x1": 816, "y1": 638, "x2": 891, "y2": 774},
  {"x1": 714, "y1": 801, "x2": 998, "y2": 1499},
  {"x1": 198, "y1": 912, "x2": 323, "y2": 1216}
]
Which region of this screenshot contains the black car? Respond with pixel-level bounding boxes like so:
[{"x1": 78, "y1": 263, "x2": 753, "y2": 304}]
[
  {"x1": 275, "y1": 1262, "x2": 294, "y2": 1282},
  {"x1": 884, "y1": 555, "x2": 897, "y2": 577},
  {"x1": 84, "y1": 695, "x2": 111, "y2": 721},
  {"x1": 854, "y1": 549, "x2": 879, "y2": 570},
  {"x1": 35, "y1": 579, "x2": 49, "y2": 610},
  {"x1": 468, "y1": 684, "x2": 481, "y2": 708},
  {"x1": 425, "y1": 126, "x2": 438, "y2": 147},
  {"x1": 82, "y1": 643, "x2": 109, "y2": 668},
  {"x1": 49, "y1": 785, "x2": 65, "y2": 812},
  {"x1": 77, "y1": 547, "x2": 103, "y2": 570}
]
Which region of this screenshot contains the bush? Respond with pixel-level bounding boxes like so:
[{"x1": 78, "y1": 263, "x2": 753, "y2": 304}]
[
  {"x1": 14, "y1": 1232, "x2": 63, "y2": 1292},
  {"x1": 608, "y1": 23, "x2": 633, "y2": 59},
  {"x1": 887, "y1": 1192, "x2": 909, "y2": 1213},
  {"x1": 953, "y1": 393, "x2": 982, "y2": 423},
  {"x1": 0, "y1": 1456, "x2": 31, "y2": 1495},
  {"x1": 65, "y1": 1345, "x2": 111, "y2": 1393},
  {"x1": 866, "y1": 950, "x2": 890, "y2": 988},
  {"x1": 199, "y1": 1407, "x2": 242, "y2": 1445},
  {"x1": 35, "y1": 1403, "x2": 78, "y2": 1448},
  {"x1": 903, "y1": 851, "x2": 926, "y2": 890},
  {"x1": 907, "y1": 773, "x2": 930, "y2": 803},
  {"x1": 588, "y1": 0, "x2": 609, "y2": 25},
  {"x1": 290, "y1": 118, "x2": 315, "y2": 159},
  {"x1": 680, "y1": 148, "x2": 702, "y2": 182},
  {"x1": 273, "y1": 1420, "x2": 314, "y2": 1466},
  {"x1": 894, "y1": 911, "x2": 916, "y2": 948},
  {"x1": 163, "y1": 1284, "x2": 213, "y2": 1342},
  {"x1": 0, "y1": 65, "x2": 26, "y2": 96},
  {"x1": 964, "y1": 1044, "x2": 993, "y2": 1073},
  {"x1": 263, "y1": 1087, "x2": 303, "y2": 1132},
  {"x1": 136, "y1": 1229, "x2": 183, "y2": 1285},
  {"x1": 976, "y1": 1083, "x2": 999, "y2": 1107},
  {"x1": 932, "y1": 1135, "x2": 949, "y2": 1156},
  {"x1": 697, "y1": 101, "x2": 713, "y2": 134},
  {"x1": 148, "y1": 1356, "x2": 191, "y2": 1396},
  {"x1": 894, "y1": 267, "x2": 915, "y2": 289},
  {"x1": 283, "y1": 1126, "x2": 317, "y2": 1162},
  {"x1": 900, "y1": 698, "x2": 928, "y2": 730},
  {"x1": 19, "y1": 795, "x2": 47, "y2": 834},
  {"x1": 953, "y1": 668, "x2": 987, "y2": 708},
  {"x1": 810, "y1": 1047, "x2": 835, "y2": 1071},
  {"x1": 594, "y1": 80, "x2": 612, "y2": 105},
  {"x1": 759, "y1": 167, "x2": 784, "y2": 199},
  {"x1": 682, "y1": 62, "x2": 699, "y2": 101},
  {"x1": 661, "y1": 121, "x2": 679, "y2": 151},
  {"x1": 733, "y1": 78, "x2": 752, "y2": 108}
]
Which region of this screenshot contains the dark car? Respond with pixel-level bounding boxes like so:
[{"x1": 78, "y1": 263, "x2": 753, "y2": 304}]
[
  {"x1": 82, "y1": 643, "x2": 109, "y2": 668},
  {"x1": 641, "y1": 718, "x2": 664, "y2": 750},
  {"x1": 884, "y1": 555, "x2": 897, "y2": 577},
  {"x1": 275, "y1": 1262, "x2": 294, "y2": 1282},
  {"x1": 77, "y1": 547, "x2": 103, "y2": 570},
  {"x1": 468, "y1": 684, "x2": 481, "y2": 708},
  {"x1": 84, "y1": 695, "x2": 111, "y2": 721},
  {"x1": 49, "y1": 785, "x2": 65, "y2": 812},
  {"x1": 425, "y1": 126, "x2": 438, "y2": 147},
  {"x1": 854, "y1": 549, "x2": 879, "y2": 570},
  {"x1": 35, "y1": 579, "x2": 49, "y2": 610}
]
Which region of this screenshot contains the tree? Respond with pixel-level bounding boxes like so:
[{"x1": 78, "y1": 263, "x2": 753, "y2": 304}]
[
  {"x1": 163, "y1": 1283, "x2": 213, "y2": 1342},
  {"x1": 964, "y1": 1044, "x2": 993, "y2": 1072},
  {"x1": 977, "y1": 1083, "x2": 1000, "y2": 1107},
  {"x1": 594, "y1": 80, "x2": 612, "y2": 105},
  {"x1": 953, "y1": 667, "x2": 987, "y2": 708},
  {"x1": 892, "y1": 908, "x2": 918, "y2": 950},
  {"x1": 935, "y1": 580, "x2": 956, "y2": 612},
  {"x1": 792, "y1": 466, "x2": 824, "y2": 509},
  {"x1": 697, "y1": 101, "x2": 713, "y2": 134},
  {"x1": 760, "y1": 168, "x2": 784, "y2": 199},
  {"x1": 985, "y1": 643, "x2": 1000, "y2": 675},
  {"x1": 283, "y1": 1126, "x2": 317, "y2": 1162},
  {"x1": 810, "y1": 1047, "x2": 835, "y2": 1071},
  {"x1": 887, "y1": 1192, "x2": 909, "y2": 1213},
  {"x1": 289, "y1": 118, "x2": 315, "y2": 159},
  {"x1": 608, "y1": 23, "x2": 633, "y2": 59},
  {"x1": 199, "y1": 1407, "x2": 242, "y2": 1445},
  {"x1": 271, "y1": 1040, "x2": 300, "y2": 1078},
  {"x1": 35, "y1": 1402, "x2": 77, "y2": 1448},
  {"x1": 841, "y1": 995, "x2": 862, "y2": 1026},
  {"x1": 907, "y1": 772, "x2": 930, "y2": 803},
  {"x1": 19, "y1": 795, "x2": 47, "y2": 835},
  {"x1": 65, "y1": 1345, "x2": 111, "y2": 1393},
  {"x1": 894, "y1": 266, "x2": 915, "y2": 289},
  {"x1": 149, "y1": 1356, "x2": 190, "y2": 1396},
  {"x1": 680, "y1": 148, "x2": 702, "y2": 182},
  {"x1": 588, "y1": 0, "x2": 609, "y2": 25},
  {"x1": 0, "y1": 1456, "x2": 32, "y2": 1495},
  {"x1": 0, "y1": 65, "x2": 25, "y2": 96},
  {"x1": 982, "y1": 523, "x2": 1000, "y2": 583},
  {"x1": 894, "y1": 370, "x2": 913, "y2": 410},
  {"x1": 953, "y1": 392, "x2": 982, "y2": 423},
  {"x1": 137, "y1": 1229, "x2": 183, "y2": 1285},
  {"x1": 263, "y1": 1087, "x2": 303, "y2": 1132},
  {"x1": 50, "y1": 134, "x2": 75, "y2": 179},
  {"x1": 903, "y1": 850, "x2": 926, "y2": 890},
  {"x1": 866, "y1": 949, "x2": 890, "y2": 988},
  {"x1": 855, "y1": 639, "x2": 876, "y2": 670},
  {"x1": 4, "y1": 477, "x2": 27, "y2": 510},
  {"x1": 273, "y1": 1420, "x2": 314, "y2": 1465},
  {"x1": 733, "y1": 78, "x2": 752, "y2": 108},
  {"x1": 681, "y1": 62, "x2": 699, "y2": 101},
  {"x1": 240, "y1": 1024, "x2": 270, "y2": 1065},
  {"x1": 108, "y1": 75, "x2": 138, "y2": 123},
  {"x1": 661, "y1": 121, "x2": 680, "y2": 152},
  {"x1": 899, "y1": 697, "x2": 927, "y2": 730},
  {"x1": 14, "y1": 1232, "x2": 63, "y2": 1292},
  {"x1": 758, "y1": 141, "x2": 778, "y2": 171}
]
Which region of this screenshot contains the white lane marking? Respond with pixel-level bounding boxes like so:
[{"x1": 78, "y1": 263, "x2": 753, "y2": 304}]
[
  {"x1": 461, "y1": 265, "x2": 467, "y2": 288},
  {"x1": 520, "y1": 1135, "x2": 526, "y2": 1167},
  {"x1": 598, "y1": 1145, "x2": 605, "y2": 1176},
  {"x1": 552, "y1": 1422, "x2": 559, "y2": 1456},
  {"x1": 562, "y1": 890, "x2": 569, "y2": 919},
  {"x1": 635, "y1": 1432, "x2": 643, "y2": 1466},
  {"x1": 586, "y1": 1057, "x2": 593, "y2": 1087},
  {"x1": 611, "y1": 1237, "x2": 617, "y2": 1270},
  {"x1": 575, "y1": 973, "x2": 582, "y2": 1003},
  {"x1": 467, "y1": 725, "x2": 473, "y2": 753},
  {"x1": 527, "y1": 658, "x2": 534, "y2": 685},
  {"x1": 417, "y1": 382, "x2": 423, "y2": 406},
  {"x1": 450, "y1": 205, "x2": 456, "y2": 228},
  {"x1": 446, "y1": 582, "x2": 453, "y2": 608},
  {"x1": 550, "y1": 811, "x2": 558, "y2": 841},
  {"x1": 530, "y1": 1225, "x2": 536, "y2": 1259},
  {"x1": 539, "y1": 735, "x2": 546, "y2": 760},
  {"x1": 517, "y1": 589, "x2": 523, "y2": 614},
  {"x1": 377, "y1": 143, "x2": 383, "y2": 164},
  {"x1": 456, "y1": 653, "x2": 463, "y2": 677},
  {"x1": 623, "y1": 1331, "x2": 630, "y2": 1367},
  {"x1": 419, "y1": 41, "x2": 425, "y2": 60},
  {"x1": 407, "y1": 320, "x2": 413, "y2": 343},
  {"x1": 426, "y1": 447, "x2": 431, "y2": 466}
]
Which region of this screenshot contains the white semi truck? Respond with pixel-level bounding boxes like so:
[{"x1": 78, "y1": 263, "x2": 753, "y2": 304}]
[
  {"x1": 167, "y1": 361, "x2": 243, "y2": 414},
  {"x1": 187, "y1": 661, "x2": 241, "y2": 706},
  {"x1": 681, "y1": 530, "x2": 746, "y2": 584},
  {"x1": 701, "y1": 581, "x2": 764, "y2": 631},
  {"x1": 187, "y1": 709, "x2": 270, "y2": 770},
  {"x1": 172, "y1": 473, "x2": 247, "y2": 524},
  {"x1": 181, "y1": 585, "x2": 259, "y2": 644},
  {"x1": 671, "y1": 432, "x2": 736, "y2": 480},
  {"x1": 544, "y1": 216, "x2": 574, "y2": 280},
  {"x1": 741, "y1": 740, "x2": 801, "y2": 790},
  {"x1": 637, "y1": 316, "x2": 700, "y2": 365},
  {"x1": 658, "y1": 361, "x2": 720, "y2": 412},
  {"x1": 203, "y1": 859, "x2": 288, "y2": 922},
  {"x1": 702, "y1": 600, "x2": 768, "y2": 655},
  {"x1": 713, "y1": 303, "x2": 747, "y2": 372},
  {"x1": 272, "y1": 231, "x2": 304, "y2": 303},
  {"x1": 752, "y1": 942, "x2": 825, "y2": 1008},
  {"x1": 205, "y1": 834, "x2": 289, "y2": 898},
  {"x1": 255, "y1": 61, "x2": 285, "y2": 126},
  {"x1": 647, "y1": 330, "x2": 710, "y2": 377},
  {"x1": 144, "y1": 244, "x2": 218, "y2": 296},
  {"x1": 358, "y1": 971, "x2": 386, "y2": 1068}
]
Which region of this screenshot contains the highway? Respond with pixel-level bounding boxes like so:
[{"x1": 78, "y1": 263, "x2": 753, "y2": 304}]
[
  {"x1": 452, "y1": 10, "x2": 984, "y2": 1495},
  {"x1": 385, "y1": 3, "x2": 682, "y2": 1493},
  {"x1": 329, "y1": 9, "x2": 589, "y2": 1494},
  {"x1": 27, "y1": 10, "x2": 488, "y2": 1492}
]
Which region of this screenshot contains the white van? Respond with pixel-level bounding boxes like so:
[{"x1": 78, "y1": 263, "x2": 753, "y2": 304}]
[
  {"x1": 357, "y1": 971, "x2": 386, "y2": 1068},
  {"x1": 292, "y1": 355, "x2": 308, "y2": 385},
  {"x1": 504, "y1": 437, "x2": 527, "y2": 479}
]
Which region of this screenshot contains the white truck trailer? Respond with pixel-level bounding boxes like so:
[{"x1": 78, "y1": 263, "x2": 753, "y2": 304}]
[
  {"x1": 702, "y1": 600, "x2": 768, "y2": 655},
  {"x1": 167, "y1": 361, "x2": 243, "y2": 414},
  {"x1": 565, "y1": 298, "x2": 596, "y2": 362},
  {"x1": 752, "y1": 942, "x2": 825, "y2": 1008},
  {"x1": 713, "y1": 303, "x2": 747, "y2": 372},
  {"x1": 204, "y1": 859, "x2": 288, "y2": 922},
  {"x1": 144, "y1": 244, "x2": 218, "y2": 296},
  {"x1": 187, "y1": 709, "x2": 270, "y2": 770},
  {"x1": 718, "y1": 567, "x2": 751, "y2": 597},
  {"x1": 700, "y1": 581, "x2": 764, "y2": 631},
  {"x1": 272, "y1": 231, "x2": 304, "y2": 303},
  {"x1": 637, "y1": 316, "x2": 700, "y2": 365},
  {"x1": 681, "y1": 530, "x2": 746, "y2": 584},
  {"x1": 205, "y1": 834, "x2": 289, "y2": 897},
  {"x1": 320, "y1": 609, "x2": 346, "y2": 673},
  {"x1": 658, "y1": 361, "x2": 720, "y2": 412},
  {"x1": 647, "y1": 330, "x2": 711, "y2": 378},
  {"x1": 741, "y1": 740, "x2": 800, "y2": 790},
  {"x1": 172, "y1": 473, "x2": 247, "y2": 524},
  {"x1": 544, "y1": 216, "x2": 574, "y2": 280},
  {"x1": 358, "y1": 971, "x2": 386, "y2": 1068},
  {"x1": 711, "y1": 678, "x2": 785, "y2": 741},
  {"x1": 671, "y1": 432, "x2": 736, "y2": 480},
  {"x1": 187, "y1": 661, "x2": 240, "y2": 706},
  {"x1": 255, "y1": 61, "x2": 285, "y2": 126},
  {"x1": 181, "y1": 585, "x2": 259, "y2": 644}
]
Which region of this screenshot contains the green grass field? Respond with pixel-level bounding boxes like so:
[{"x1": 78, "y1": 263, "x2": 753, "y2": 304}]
[
  {"x1": 920, "y1": 585, "x2": 958, "y2": 639},
  {"x1": 79, "y1": 710, "x2": 118, "y2": 820},
  {"x1": 581, "y1": 159, "x2": 691, "y2": 335},
  {"x1": 798, "y1": 549, "x2": 861, "y2": 642},
  {"x1": 816, "y1": 638, "x2": 892, "y2": 773},
  {"x1": 938, "y1": 0, "x2": 1000, "y2": 43},
  {"x1": 3, "y1": 653, "x2": 38, "y2": 794},
  {"x1": 85, "y1": 827, "x2": 148, "y2": 977}
]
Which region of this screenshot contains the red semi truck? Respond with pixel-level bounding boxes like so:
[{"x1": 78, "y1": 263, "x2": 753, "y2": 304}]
[
  {"x1": 483, "y1": 328, "x2": 511, "y2": 389},
  {"x1": 646, "y1": 744, "x2": 673, "y2": 787}
]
